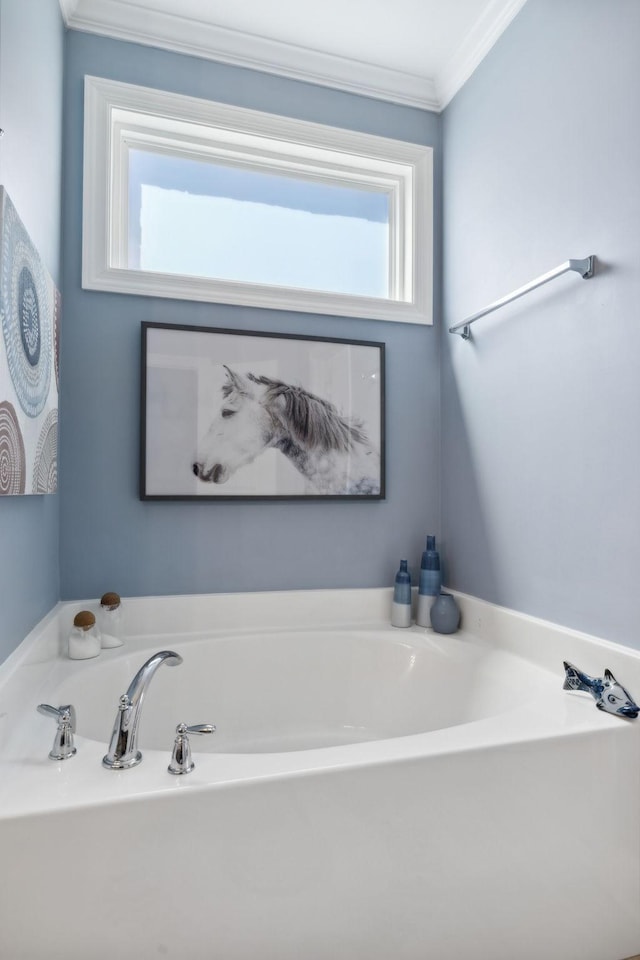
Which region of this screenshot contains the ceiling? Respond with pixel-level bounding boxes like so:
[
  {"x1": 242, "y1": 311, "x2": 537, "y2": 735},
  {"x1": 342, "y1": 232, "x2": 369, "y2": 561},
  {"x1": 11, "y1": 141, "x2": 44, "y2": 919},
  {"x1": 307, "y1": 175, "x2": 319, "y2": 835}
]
[{"x1": 59, "y1": 0, "x2": 527, "y2": 111}]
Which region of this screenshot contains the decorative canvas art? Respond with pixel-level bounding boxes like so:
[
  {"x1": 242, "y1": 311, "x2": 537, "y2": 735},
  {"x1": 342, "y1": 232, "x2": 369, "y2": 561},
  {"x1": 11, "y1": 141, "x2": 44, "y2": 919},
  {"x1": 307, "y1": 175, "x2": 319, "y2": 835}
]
[{"x1": 0, "y1": 186, "x2": 59, "y2": 495}]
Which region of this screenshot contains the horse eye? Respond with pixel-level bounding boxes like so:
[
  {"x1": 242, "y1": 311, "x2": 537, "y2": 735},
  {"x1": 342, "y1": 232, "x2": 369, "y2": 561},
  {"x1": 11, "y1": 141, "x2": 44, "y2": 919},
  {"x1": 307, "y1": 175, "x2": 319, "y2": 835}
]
[
  {"x1": 608, "y1": 694, "x2": 619, "y2": 703},
  {"x1": 221, "y1": 408, "x2": 236, "y2": 419}
]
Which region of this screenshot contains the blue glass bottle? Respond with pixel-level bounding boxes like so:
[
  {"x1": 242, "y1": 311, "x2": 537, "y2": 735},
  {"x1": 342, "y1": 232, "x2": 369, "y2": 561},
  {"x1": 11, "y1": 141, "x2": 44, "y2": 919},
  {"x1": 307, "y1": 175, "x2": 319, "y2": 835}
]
[
  {"x1": 416, "y1": 535, "x2": 441, "y2": 627},
  {"x1": 391, "y1": 559, "x2": 412, "y2": 628}
]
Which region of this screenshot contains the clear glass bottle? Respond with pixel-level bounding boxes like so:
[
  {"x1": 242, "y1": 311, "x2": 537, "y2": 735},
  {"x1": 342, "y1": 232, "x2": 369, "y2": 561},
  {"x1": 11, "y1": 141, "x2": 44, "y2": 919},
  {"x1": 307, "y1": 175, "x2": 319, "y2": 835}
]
[
  {"x1": 98, "y1": 592, "x2": 125, "y2": 648},
  {"x1": 68, "y1": 610, "x2": 101, "y2": 660}
]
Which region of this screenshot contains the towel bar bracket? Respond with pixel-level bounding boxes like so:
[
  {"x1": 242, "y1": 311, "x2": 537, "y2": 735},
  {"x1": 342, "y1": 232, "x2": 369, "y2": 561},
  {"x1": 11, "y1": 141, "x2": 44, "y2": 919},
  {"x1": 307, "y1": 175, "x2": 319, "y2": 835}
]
[{"x1": 570, "y1": 256, "x2": 594, "y2": 279}]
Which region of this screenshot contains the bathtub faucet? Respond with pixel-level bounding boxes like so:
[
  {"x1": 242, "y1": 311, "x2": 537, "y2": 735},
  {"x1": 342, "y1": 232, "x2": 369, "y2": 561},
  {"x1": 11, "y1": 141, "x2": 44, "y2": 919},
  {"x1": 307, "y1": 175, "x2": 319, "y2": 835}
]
[{"x1": 103, "y1": 650, "x2": 183, "y2": 770}]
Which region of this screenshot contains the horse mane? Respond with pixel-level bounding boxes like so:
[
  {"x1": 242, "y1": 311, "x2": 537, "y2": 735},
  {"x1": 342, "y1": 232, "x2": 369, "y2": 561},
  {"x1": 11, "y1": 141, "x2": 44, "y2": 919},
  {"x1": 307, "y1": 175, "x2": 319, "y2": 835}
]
[{"x1": 247, "y1": 374, "x2": 369, "y2": 453}]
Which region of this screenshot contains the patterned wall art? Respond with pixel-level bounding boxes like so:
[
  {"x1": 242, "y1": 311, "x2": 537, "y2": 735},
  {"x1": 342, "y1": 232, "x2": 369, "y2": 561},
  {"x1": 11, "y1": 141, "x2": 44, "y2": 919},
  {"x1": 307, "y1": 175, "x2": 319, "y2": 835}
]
[{"x1": 0, "y1": 186, "x2": 59, "y2": 495}]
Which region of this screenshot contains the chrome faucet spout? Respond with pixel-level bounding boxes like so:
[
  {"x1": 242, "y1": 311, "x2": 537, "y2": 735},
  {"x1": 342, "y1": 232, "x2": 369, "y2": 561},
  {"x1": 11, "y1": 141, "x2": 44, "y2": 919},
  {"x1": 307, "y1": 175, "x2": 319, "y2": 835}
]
[
  {"x1": 103, "y1": 650, "x2": 183, "y2": 770},
  {"x1": 124, "y1": 650, "x2": 183, "y2": 706}
]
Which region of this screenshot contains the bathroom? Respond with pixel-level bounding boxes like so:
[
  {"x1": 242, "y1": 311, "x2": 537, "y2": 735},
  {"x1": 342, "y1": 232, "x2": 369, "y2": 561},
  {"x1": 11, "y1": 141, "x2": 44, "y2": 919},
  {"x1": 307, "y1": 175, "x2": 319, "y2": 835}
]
[{"x1": 1, "y1": 1, "x2": 639, "y2": 957}]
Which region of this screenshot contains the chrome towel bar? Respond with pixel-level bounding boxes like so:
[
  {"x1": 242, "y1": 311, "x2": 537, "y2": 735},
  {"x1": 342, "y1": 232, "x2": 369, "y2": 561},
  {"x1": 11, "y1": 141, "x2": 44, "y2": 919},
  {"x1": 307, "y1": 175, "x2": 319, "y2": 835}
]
[{"x1": 449, "y1": 256, "x2": 595, "y2": 340}]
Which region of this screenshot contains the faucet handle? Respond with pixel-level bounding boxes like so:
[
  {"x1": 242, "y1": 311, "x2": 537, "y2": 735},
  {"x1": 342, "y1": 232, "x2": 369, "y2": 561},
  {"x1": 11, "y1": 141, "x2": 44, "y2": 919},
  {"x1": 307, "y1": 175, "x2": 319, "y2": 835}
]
[
  {"x1": 37, "y1": 703, "x2": 77, "y2": 760},
  {"x1": 168, "y1": 722, "x2": 215, "y2": 775}
]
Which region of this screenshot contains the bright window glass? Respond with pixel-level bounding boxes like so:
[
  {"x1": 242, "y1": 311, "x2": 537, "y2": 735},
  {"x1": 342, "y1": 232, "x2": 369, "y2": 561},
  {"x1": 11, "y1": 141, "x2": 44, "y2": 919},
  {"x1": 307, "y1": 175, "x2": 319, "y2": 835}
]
[{"x1": 128, "y1": 150, "x2": 390, "y2": 297}]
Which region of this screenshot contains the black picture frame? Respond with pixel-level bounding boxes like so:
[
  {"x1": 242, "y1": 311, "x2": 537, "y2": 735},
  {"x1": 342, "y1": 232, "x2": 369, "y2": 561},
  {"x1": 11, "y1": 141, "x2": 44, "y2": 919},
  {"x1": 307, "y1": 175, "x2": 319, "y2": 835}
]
[{"x1": 140, "y1": 322, "x2": 385, "y2": 501}]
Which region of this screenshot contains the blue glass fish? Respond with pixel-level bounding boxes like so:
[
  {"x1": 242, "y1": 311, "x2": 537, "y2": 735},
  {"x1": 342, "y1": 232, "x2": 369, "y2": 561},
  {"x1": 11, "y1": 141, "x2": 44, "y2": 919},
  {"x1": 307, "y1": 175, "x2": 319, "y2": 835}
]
[{"x1": 563, "y1": 661, "x2": 639, "y2": 719}]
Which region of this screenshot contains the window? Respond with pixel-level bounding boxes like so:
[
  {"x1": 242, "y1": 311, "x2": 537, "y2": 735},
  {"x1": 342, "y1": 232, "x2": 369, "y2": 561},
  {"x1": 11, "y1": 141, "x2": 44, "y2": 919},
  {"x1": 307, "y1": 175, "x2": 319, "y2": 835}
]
[{"x1": 83, "y1": 76, "x2": 433, "y2": 325}]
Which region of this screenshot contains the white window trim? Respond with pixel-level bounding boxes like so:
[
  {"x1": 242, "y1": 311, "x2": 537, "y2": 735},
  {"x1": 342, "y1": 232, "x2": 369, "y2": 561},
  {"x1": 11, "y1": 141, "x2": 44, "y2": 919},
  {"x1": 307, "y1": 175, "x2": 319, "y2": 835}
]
[{"x1": 83, "y1": 76, "x2": 433, "y2": 325}]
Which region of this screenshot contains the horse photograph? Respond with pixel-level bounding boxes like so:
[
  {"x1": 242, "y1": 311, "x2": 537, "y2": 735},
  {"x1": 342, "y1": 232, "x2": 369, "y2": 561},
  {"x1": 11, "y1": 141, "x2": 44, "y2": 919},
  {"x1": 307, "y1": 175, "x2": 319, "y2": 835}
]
[{"x1": 141, "y1": 323, "x2": 384, "y2": 500}]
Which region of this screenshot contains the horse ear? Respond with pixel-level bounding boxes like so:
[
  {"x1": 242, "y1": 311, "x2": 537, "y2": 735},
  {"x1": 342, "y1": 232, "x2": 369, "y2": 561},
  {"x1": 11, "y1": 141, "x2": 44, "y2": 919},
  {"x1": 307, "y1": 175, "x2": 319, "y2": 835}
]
[
  {"x1": 223, "y1": 365, "x2": 251, "y2": 397},
  {"x1": 604, "y1": 668, "x2": 617, "y2": 683}
]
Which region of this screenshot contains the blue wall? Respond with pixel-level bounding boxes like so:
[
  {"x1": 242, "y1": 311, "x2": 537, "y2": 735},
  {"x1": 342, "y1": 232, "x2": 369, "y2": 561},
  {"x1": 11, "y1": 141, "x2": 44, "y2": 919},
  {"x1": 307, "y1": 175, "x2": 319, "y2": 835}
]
[
  {"x1": 442, "y1": 0, "x2": 640, "y2": 647},
  {"x1": 0, "y1": 0, "x2": 63, "y2": 661},
  {"x1": 60, "y1": 32, "x2": 441, "y2": 600},
  {"x1": 10, "y1": 2, "x2": 635, "y2": 661}
]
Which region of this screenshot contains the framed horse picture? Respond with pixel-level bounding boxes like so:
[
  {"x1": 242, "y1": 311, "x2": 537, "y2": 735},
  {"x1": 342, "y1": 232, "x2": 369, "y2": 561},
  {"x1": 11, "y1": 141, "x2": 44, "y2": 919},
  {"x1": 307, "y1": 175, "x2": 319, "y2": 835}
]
[{"x1": 140, "y1": 322, "x2": 385, "y2": 501}]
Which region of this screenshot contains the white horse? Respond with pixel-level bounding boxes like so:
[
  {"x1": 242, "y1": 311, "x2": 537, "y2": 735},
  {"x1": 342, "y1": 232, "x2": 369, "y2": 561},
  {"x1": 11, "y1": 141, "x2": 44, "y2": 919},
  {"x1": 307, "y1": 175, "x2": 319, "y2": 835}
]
[{"x1": 193, "y1": 366, "x2": 381, "y2": 495}]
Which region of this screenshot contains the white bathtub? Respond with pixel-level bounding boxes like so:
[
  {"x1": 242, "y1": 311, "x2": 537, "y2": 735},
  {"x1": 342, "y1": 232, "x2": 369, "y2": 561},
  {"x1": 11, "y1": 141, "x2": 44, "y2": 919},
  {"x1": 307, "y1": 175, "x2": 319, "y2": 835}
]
[
  {"x1": 1, "y1": 588, "x2": 639, "y2": 960},
  {"x1": 52, "y1": 628, "x2": 560, "y2": 754}
]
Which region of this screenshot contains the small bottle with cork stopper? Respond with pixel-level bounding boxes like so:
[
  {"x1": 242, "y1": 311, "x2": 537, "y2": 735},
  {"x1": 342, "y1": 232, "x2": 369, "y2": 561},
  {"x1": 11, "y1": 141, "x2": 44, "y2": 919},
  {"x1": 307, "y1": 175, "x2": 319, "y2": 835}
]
[
  {"x1": 68, "y1": 610, "x2": 101, "y2": 660},
  {"x1": 98, "y1": 592, "x2": 124, "y2": 649}
]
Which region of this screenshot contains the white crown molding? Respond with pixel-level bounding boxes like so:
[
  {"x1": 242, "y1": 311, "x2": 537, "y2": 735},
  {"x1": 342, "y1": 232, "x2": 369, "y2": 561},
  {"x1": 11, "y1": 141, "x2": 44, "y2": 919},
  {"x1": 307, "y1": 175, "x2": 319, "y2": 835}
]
[
  {"x1": 61, "y1": 0, "x2": 526, "y2": 112},
  {"x1": 437, "y1": 0, "x2": 528, "y2": 108},
  {"x1": 58, "y1": 0, "x2": 81, "y2": 19},
  {"x1": 62, "y1": 0, "x2": 440, "y2": 111}
]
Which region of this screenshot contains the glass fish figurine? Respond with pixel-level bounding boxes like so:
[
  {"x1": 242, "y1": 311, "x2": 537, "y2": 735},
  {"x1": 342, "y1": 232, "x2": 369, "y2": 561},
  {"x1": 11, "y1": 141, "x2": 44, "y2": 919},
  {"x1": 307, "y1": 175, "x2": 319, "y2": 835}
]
[{"x1": 563, "y1": 661, "x2": 639, "y2": 719}]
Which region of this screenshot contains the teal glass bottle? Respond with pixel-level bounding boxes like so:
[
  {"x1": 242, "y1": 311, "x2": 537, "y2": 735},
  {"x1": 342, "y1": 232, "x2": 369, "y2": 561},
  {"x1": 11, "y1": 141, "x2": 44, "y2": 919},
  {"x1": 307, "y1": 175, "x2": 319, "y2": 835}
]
[
  {"x1": 391, "y1": 559, "x2": 412, "y2": 628},
  {"x1": 417, "y1": 535, "x2": 441, "y2": 627}
]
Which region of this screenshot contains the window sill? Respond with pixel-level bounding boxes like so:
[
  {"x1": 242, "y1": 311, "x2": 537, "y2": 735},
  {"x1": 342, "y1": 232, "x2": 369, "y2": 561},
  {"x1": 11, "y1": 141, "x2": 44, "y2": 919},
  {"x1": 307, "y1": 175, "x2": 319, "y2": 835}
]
[{"x1": 82, "y1": 264, "x2": 432, "y2": 325}]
